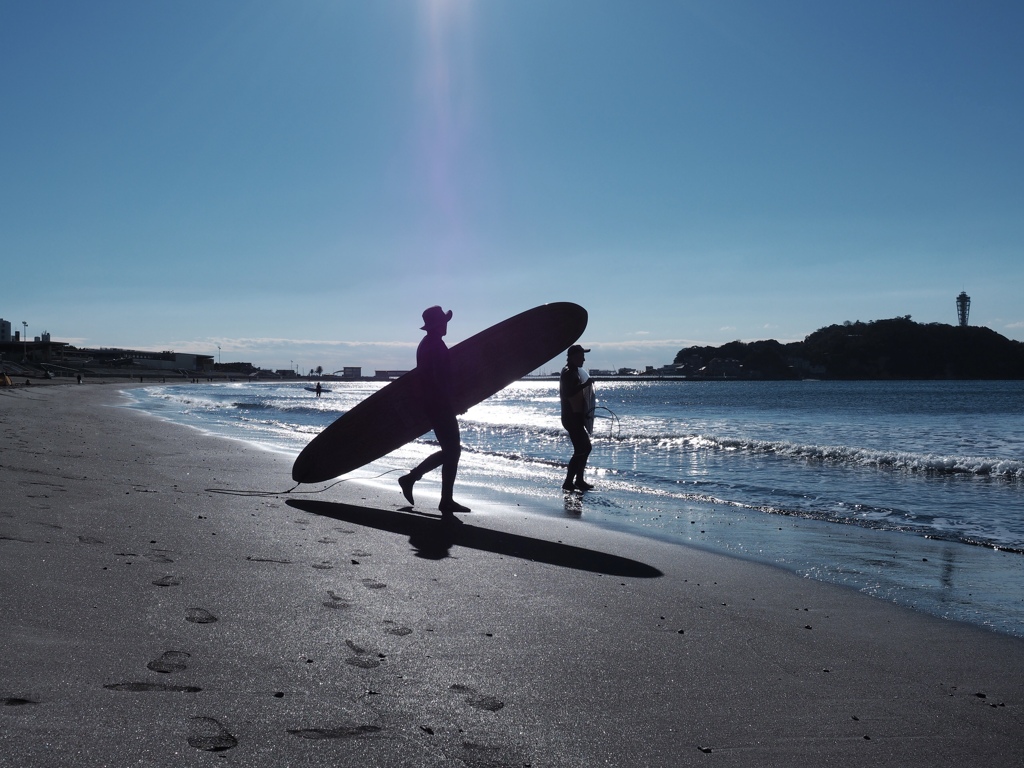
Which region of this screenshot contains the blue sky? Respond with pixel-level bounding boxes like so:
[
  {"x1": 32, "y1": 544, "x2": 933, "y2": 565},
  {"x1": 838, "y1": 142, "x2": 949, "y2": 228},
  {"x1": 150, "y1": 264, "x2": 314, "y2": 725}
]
[{"x1": 3, "y1": 0, "x2": 1022, "y2": 374}]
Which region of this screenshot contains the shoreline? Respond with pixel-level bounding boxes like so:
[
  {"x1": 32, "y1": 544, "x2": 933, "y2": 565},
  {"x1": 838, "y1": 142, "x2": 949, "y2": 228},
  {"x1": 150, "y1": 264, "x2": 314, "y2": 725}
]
[
  {"x1": 124, "y1": 379, "x2": 1024, "y2": 639},
  {"x1": 2, "y1": 384, "x2": 1023, "y2": 765}
]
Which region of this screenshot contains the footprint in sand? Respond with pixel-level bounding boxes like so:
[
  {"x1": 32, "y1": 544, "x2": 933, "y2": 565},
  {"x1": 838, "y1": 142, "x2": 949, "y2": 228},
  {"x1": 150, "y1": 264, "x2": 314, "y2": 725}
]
[
  {"x1": 450, "y1": 684, "x2": 505, "y2": 712},
  {"x1": 103, "y1": 682, "x2": 201, "y2": 693},
  {"x1": 152, "y1": 575, "x2": 181, "y2": 587},
  {"x1": 344, "y1": 639, "x2": 383, "y2": 669},
  {"x1": 346, "y1": 657, "x2": 381, "y2": 669},
  {"x1": 78, "y1": 535, "x2": 104, "y2": 545},
  {"x1": 147, "y1": 650, "x2": 190, "y2": 674},
  {"x1": 3, "y1": 697, "x2": 38, "y2": 706},
  {"x1": 323, "y1": 590, "x2": 351, "y2": 609},
  {"x1": 185, "y1": 608, "x2": 218, "y2": 624},
  {"x1": 383, "y1": 621, "x2": 413, "y2": 636},
  {"x1": 361, "y1": 578, "x2": 386, "y2": 590},
  {"x1": 462, "y1": 742, "x2": 504, "y2": 762},
  {"x1": 288, "y1": 724, "x2": 381, "y2": 740},
  {"x1": 311, "y1": 562, "x2": 334, "y2": 570},
  {"x1": 188, "y1": 716, "x2": 238, "y2": 752}
]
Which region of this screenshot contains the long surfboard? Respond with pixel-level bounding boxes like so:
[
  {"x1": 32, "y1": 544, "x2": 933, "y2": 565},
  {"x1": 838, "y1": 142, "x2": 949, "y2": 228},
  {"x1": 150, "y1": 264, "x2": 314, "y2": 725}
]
[{"x1": 291, "y1": 302, "x2": 588, "y2": 483}]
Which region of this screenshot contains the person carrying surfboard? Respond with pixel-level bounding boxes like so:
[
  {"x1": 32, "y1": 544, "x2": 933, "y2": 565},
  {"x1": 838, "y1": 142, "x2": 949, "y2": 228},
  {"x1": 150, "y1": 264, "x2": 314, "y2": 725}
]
[
  {"x1": 560, "y1": 344, "x2": 595, "y2": 492},
  {"x1": 399, "y1": 306, "x2": 471, "y2": 515}
]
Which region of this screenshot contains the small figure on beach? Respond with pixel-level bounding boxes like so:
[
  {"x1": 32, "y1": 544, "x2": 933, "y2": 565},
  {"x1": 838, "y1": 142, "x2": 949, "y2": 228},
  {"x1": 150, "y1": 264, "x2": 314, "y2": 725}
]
[
  {"x1": 399, "y1": 306, "x2": 470, "y2": 515},
  {"x1": 314, "y1": 381, "x2": 322, "y2": 397},
  {"x1": 560, "y1": 344, "x2": 595, "y2": 492}
]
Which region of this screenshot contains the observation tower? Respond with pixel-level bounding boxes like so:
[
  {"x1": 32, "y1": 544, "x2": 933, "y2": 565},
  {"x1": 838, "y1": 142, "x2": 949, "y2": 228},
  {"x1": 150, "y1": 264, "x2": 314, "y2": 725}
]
[{"x1": 956, "y1": 291, "x2": 970, "y2": 327}]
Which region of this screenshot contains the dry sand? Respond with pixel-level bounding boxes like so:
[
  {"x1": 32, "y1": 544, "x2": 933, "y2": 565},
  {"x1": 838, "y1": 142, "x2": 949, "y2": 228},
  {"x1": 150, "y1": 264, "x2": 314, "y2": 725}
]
[{"x1": 2, "y1": 382, "x2": 1023, "y2": 767}]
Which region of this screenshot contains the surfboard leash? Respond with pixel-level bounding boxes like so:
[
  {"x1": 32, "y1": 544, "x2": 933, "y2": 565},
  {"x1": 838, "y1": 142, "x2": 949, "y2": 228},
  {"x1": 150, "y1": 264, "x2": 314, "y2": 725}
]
[
  {"x1": 204, "y1": 468, "x2": 405, "y2": 497},
  {"x1": 594, "y1": 405, "x2": 621, "y2": 439}
]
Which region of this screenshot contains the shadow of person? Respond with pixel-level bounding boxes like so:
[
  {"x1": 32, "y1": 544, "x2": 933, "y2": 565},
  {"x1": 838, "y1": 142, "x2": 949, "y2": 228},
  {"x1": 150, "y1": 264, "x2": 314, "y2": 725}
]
[
  {"x1": 286, "y1": 499, "x2": 663, "y2": 578},
  {"x1": 407, "y1": 517, "x2": 461, "y2": 560}
]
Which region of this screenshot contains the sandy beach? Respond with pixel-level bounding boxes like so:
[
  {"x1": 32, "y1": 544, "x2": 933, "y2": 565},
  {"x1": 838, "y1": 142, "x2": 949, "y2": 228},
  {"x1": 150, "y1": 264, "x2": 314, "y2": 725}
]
[{"x1": 2, "y1": 382, "x2": 1023, "y2": 767}]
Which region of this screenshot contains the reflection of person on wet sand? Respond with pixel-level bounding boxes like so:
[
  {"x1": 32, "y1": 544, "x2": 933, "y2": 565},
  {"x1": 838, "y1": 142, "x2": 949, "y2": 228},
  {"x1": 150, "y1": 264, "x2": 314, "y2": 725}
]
[{"x1": 399, "y1": 306, "x2": 470, "y2": 516}]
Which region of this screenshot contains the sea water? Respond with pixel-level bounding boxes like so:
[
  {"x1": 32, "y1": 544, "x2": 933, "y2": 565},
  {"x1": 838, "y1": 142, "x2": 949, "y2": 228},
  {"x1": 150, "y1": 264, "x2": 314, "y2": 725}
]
[{"x1": 124, "y1": 379, "x2": 1024, "y2": 637}]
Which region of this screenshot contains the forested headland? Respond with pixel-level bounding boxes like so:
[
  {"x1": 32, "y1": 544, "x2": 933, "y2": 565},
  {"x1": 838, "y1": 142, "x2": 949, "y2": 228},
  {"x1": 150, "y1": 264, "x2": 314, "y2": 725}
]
[{"x1": 673, "y1": 317, "x2": 1024, "y2": 380}]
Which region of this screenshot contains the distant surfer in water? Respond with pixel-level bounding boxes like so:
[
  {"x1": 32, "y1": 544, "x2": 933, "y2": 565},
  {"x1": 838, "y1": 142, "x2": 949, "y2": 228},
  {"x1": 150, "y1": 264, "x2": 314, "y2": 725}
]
[
  {"x1": 560, "y1": 344, "x2": 595, "y2": 492},
  {"x1": 399, "y1": 306, "x2": 470, "y2": 515}
]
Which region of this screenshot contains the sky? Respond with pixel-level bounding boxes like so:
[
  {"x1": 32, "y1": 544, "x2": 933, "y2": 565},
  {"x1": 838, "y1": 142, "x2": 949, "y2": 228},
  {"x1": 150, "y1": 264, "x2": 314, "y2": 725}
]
[{"x1": 2, "y1": 0, "x2": 1022, "y2": 375}]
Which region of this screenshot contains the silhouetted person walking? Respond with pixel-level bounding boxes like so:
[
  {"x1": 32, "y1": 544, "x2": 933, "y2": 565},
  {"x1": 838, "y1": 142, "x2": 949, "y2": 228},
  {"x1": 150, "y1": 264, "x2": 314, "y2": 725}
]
[
  {"x1": 399, "y1": 306, "x2": 470, "y2": 515},
  {"x1": 560, "y1": 344, "x2": 594, "y2": 492}
]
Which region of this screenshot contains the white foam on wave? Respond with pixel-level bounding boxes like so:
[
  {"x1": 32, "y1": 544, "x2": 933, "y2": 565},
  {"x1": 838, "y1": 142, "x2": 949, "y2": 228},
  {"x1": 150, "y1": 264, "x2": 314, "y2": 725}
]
[{"x1": 681, "y1": 434, "x2": 1024, "y2": 479}]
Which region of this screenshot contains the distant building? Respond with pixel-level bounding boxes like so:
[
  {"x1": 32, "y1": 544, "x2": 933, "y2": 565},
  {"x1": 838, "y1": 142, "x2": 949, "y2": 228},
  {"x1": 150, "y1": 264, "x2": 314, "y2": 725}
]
[
  {"x1": 374, "y1": 370, "x2": 410, "y2": 380},
  {"x1": 956, "y1": 291, "x2": 971, "y2": 327},
  {"x1": 0, "y1": 319, "x2": 11, "y2": 343},
  {"x1": 72, "y1": 348, "x2": 214, "y2": 371},
  {"x1": 342, "y1": 366, "x2": 362, "y2": 379},
  {"x1": 215, "y1": 361, "x2": 259, "y2": 375}
]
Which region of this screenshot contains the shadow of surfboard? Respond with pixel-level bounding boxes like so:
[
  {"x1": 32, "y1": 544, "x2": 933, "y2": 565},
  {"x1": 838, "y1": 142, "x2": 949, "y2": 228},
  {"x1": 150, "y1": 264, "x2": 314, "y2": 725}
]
[{"x1": 286, "y1": 499, "x2": 663, "y2": 579}]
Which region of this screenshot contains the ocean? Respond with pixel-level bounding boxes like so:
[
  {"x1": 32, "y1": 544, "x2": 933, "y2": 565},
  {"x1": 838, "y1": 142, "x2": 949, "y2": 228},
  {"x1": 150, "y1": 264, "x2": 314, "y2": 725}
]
[{"x1": 124, "y1": 379, "x2": 1024, "y2": 638}]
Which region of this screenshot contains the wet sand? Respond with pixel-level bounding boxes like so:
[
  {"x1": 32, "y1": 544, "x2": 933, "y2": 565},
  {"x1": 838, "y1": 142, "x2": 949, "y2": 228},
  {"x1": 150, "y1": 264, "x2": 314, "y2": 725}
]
[{"x1": 2, "y1": 382, "x2": 1023, "y2": 766}]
